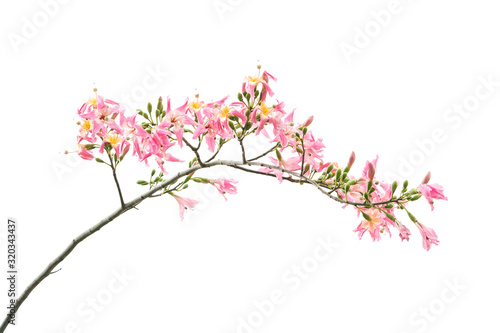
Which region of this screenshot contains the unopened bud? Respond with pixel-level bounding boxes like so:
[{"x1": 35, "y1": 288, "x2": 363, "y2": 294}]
[
  {"x1": 422, "y1": 171, "x2": 431, "y2": 184},
  {"x1": 275, "y1": 149, "x2": 282, "y2": 161},
  {"x1": 361, "y1": 211, "x2": 372, "y2": 221},
  {"x1": 410, "y1": 194, "x2": 422, "y2": 201},
  {"x1": 302, "y1": 115, "x2": 314, "y2": 127},
  {"x1": 303, "y1": 164, "x2": 310, "y2": 174},
  {"x1": 367, "y1": 162, "x2": 375, "y2": 180},
  {"x1": 346, "y1": 179, "x2": 357, "y2": 186},
  {"x1": 335, "y1": 169, "x2": 342, "y2": 182},
  {"x1": 347, "y1": 151, "x2": 356, "y2": 168},
  {"x1": 384, "y1": 212, "x2": 396, "y2": 222},
  {"x1": 121, "y1": 145, "x2": 130, "y2": 159},
  {"x1": 406, "y1": 211, "x2": 417, "y2": 222},
  {"x1": 326, "y1": 164, "x2": 334, "y2": 174},
  {"x1": 392, "y1": 181, "x2": 398, "y2": 195}
]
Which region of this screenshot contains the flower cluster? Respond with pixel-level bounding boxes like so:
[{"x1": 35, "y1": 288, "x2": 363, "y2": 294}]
[{"x1": 74, "y1": 66, "x2": 447, "y2": 250}]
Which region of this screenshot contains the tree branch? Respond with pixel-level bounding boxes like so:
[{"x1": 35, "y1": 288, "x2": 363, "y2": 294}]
[
  {"x1": 247, "y1": 143, "x2": 279, "y2": 162},
  {"x1": 0, "y1": 159, "x2": 400, "y2": 332}
]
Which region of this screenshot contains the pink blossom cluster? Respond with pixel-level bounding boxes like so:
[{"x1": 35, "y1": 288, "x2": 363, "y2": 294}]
[{"x1": 75, "y1": 68, "x2": 447, "y2": 250}]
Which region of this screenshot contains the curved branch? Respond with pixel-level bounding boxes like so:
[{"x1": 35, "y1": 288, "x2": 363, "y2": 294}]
[{"x1": 0, "y1": 159, "x2": 397, "y2": 332}]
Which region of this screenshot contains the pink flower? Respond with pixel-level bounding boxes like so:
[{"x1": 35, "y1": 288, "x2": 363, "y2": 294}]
[
  {"x1": 418, "y1": 183, "x2": 448, "y2": 211},
  {"x1": 415, "y1": 221, "x2": 439, "y2": 251},
  {"x1": 242, "y1": 70, "x2": 276, "y2": 100},
  {"x1": 393, "y1": 220, "x2": 411, "y2": 242},
  {"x1": 209, "y1": 178, "x2": 238, "y2": 200},
  {"x1": 362, "y1": 155, "x2": 379, "y2": 180},
  {"x1": 260, "y1": 156, "x2": 301, "y2": 183},
  {"x1": 171, "y1": 193, "x2": 198, "y2": 220},
  {"x1": 353, "y1": 209, "x2": 387, "y2": 242}
]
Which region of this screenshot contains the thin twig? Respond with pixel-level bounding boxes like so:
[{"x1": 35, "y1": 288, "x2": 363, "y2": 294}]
[
  {"x1": 205, "y1": 140, "x2": 225, "y2": 163},
  {"x1": 182, "y1": 137, "x2": 204, "y2": 166},
  {"x1": 300, "y1": 138, "x2": 306, "y2": 177},
  {"x1": 238, "y1": 137, "x2": 247, "y2": 163},
  {"x1": 247, "y1": 143, "x2": 279, "y2": 162},
  {"x1": 106, "y1": 150, "x2": 125, "y2": 208}
]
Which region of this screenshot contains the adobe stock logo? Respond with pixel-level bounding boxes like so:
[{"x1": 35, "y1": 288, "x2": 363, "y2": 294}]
[
  {"x1": 339, "y1": 0, "x2": 416, "y2": 64},
  {"x1": 231, "y1": 235, "x2": 340, "y2": 333},
  {"x1": 49, "y1": 267, "x2": 134, "y2": 333},
  {"x1": 382, "y1": 74, "x2": 499, "y2": 182},
  {"x1": 7, "y1": 0, "x2": 72, "y2": 54},
  {"x1": 213, "y1": 0, "x2": 244, "y2": 21},
  {"x1": 397, "y1": 278, "x2": 466, "y2": 333}
]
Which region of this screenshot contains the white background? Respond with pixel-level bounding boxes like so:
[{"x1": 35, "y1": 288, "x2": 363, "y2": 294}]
[{"x1": 1, "y1": 0, "x2": 499, "y2": 332}]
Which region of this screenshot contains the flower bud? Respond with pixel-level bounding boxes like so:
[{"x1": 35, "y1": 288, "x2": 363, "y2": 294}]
[
  {"x1": 157, "y1": 96, "x2": 163, "y2": 111},
  {"x1": 302, "y1": 115, "x2": 314, "y2": 127},
  {"x1": 303, "y1": 163, "x2": 310, "y2": 174},
  {"x1": 275, "y1": 149, "x2": 282, "y2": 161},
  {"x1": 410, "y1": 194, "x2": 422, "y2": 201},
  {"x1": 237, "y1": 93, "x2": 243, "y2": 102},
  {"x1": 347, "y1": 151, "x2": 356, "y2": 168},
  {"x1": 367, "y1": 180, "x2": 373, "y2": 192},
  {"x1": 384, "y1": 212, "x2": 396, "y2": 222},
  {"x1": 120, "y1": 145, "x2": 130, "y2": 160},
  {"x1": 362, "y1": 211, "x2": 372, "y2": 221},
  {"x1": 406, "y1": 211, "x2": 417, "y2": 222},
  {"x1": 422, "y1": 171, "x2": 431, "y2": 184},
  {"x1": 326, "y1": 164, "x2": 334, "y2": 174},
  {"x1": 391, "y1": 181, "x2": 398, "y2": 195},
  {"x1": 147, "y1": 102, "x2": 152, "y2": 113},
  {"x1": 95, "y1": 158, "x2": 105, "y2": 163},
  {"x1": 402, "y1": 180, "x2": 409, "y2": 192},
  {"x1": 367, "y1": 162, "x2": 375, "y2": 180},
  {"x1": 346, "y1": 179, "x2": 357, "y2": 186},
  {"x1": 335, "y1": 169, "x2": 342, "y2": 181}
]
